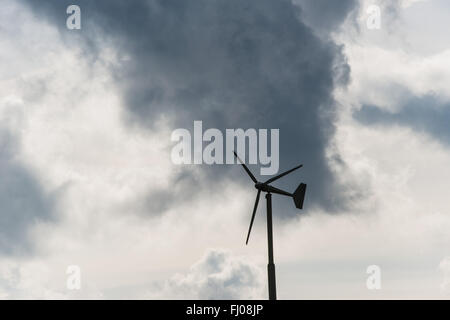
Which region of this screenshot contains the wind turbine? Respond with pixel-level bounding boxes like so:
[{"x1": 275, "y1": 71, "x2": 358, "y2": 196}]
[{"x1": 233, "y1": 151, "x2": 307, "y2": 300}]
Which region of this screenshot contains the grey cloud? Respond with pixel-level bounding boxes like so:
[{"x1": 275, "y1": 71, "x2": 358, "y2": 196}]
[
  {"x1": 355, "y1": 95, "x2": 450, "y2": 146},
  {"x1": 20, "y1": 0, "x2": 359, "y2": 214},
  {"x1": 129, "y1": 167, "x2": 203, "y2": 216},
  {"x1": 0, "y1": 131, "x2": 54, "y2": 255}
]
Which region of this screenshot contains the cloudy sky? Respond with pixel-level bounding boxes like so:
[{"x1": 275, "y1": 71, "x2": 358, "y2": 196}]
[{"x1": 0, "y1": 0, "x2": 449, "y2": 299}]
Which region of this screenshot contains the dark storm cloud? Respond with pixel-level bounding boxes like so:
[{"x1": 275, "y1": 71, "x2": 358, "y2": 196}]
[
  {"x1": 355, "y1": 95, "x2": 450, "y2": 146},
  {"x1": 293, "y1": 0, "x2": 358, "y2": 36},
  {"x1": 0, "y1": 132, "x2": 54, "y2": 255},
  {"x1": 21, "y1": 0, "x2": 358, "y2": 214}
]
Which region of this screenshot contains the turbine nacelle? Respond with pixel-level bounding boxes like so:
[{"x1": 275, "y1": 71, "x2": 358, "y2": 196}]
[{"x1": 255, "y1": 182, "x2": 293, "y2": 198}]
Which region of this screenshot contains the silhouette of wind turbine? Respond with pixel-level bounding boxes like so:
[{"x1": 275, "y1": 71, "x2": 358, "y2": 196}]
[{"x1": 233, "y1": 151, "x2": 306, "y2": 300}]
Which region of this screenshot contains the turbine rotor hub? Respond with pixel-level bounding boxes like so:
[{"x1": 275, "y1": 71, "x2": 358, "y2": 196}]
[{"x1": 255, "y1": 182, "x2": 268, "y2": 192}]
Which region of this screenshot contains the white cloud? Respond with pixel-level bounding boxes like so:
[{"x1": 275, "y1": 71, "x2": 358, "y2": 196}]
[
  {"x1": 400, "y1": 0, "x2": 430, "y2": 8},
  {"x1": 336, "y1": 0, "x2": 450, "y2": 110},
  {"x1": 147, "y1": 249, "x2": 264, "y2": 299},
  {"x1": 341, "y1": 46, "x2": 450, "y2": 109}
]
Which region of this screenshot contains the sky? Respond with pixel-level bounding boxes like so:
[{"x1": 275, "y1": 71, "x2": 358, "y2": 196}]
[{"x1": 0, "y1": 0, "x2": 449, "y2": 299}]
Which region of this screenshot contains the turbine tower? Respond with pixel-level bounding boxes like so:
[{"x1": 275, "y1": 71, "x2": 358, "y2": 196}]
[{"x1": 233, "y1": 151, "x2": 307, "y2": 300}]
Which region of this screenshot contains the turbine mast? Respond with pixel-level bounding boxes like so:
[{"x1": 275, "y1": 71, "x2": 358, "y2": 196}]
[{"x1": 266, "y1": 192, "x2": 277, "y2": 300}]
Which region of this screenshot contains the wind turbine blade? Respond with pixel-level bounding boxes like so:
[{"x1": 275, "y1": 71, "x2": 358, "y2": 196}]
[
  {"x1": 264, "y1": 164, "x2": 303, "y2": 184},
  {"x1": 233, "y1": 151, "x2": 257, "y2": 183},
  {"x1": 246, "y1": 190, "x2": 261, "y2": 245}
]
